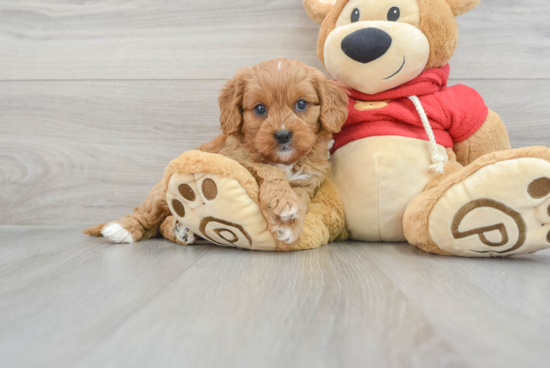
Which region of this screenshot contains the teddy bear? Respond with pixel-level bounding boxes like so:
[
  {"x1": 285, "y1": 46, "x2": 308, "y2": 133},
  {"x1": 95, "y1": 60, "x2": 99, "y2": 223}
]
[{"x1": 302, "y1": 0, "x2": 550, "y2": 257}]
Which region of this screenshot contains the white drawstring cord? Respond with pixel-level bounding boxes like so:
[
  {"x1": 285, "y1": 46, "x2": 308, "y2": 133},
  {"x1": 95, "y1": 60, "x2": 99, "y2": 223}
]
[
  {"x1": 327, "y1": 139, "x2": 335, "y2": 160},
  {"x1": 408, "y1": 95, "x2": 445, "y2": 174}
]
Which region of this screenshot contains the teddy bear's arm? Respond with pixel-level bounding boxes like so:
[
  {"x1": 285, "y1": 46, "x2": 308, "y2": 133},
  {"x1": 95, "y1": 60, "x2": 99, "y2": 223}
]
[{"x1": 453, "y1": 109, "x2": 511, "y2": 166}]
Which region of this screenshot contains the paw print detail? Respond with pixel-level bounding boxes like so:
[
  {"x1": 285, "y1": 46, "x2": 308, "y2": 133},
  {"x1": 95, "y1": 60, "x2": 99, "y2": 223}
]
[
  {"x1": 450, "y1": 199, "x2": 527, "y2": 254},
  {"x1": 178, "y1": 184, "x2": 196, "y2": 201},
  {"x1": 429, "y1": 158, "x2": 550, "y2": 257},
  {"x1": 200, "y1": 217, "x2": 252, "y2": 247},
  {"x1": 166, "y1": 172, "x2": 276, "y2": 251}
]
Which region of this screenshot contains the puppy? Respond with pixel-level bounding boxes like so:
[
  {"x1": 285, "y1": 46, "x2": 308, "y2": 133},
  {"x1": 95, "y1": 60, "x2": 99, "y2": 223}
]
[{"x1": 84, "y1": 59, "x2": 349, "y2": 246}]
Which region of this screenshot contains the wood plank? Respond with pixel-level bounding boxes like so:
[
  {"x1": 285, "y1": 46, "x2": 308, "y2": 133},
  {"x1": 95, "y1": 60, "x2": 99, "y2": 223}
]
[
  {"x1": 357, "y1": 243, "x2": 550, "y2": 368},
  {"x1": 1, "y1": 229, "x2": 549, "y2": 367},
  {"x1": 0, "y1": 228, "x2": 213, "y2": 367},
  {"x1": 0, "y1": 80, "x2": 225, "y2": 226},
  {"x1": 1, "y1": 79, "x2": 549, "y2": 226},
  {"x1": 0, "y1": 229, "x2": 465, "y2": 368},
  {"x1": 0, "y1": 0, "x2": 549, "y2": 80}
]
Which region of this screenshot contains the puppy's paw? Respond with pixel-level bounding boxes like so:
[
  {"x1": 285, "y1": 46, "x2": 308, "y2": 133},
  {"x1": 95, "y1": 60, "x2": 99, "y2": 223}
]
[
  {"x1": 272, "y1": 224, "x2": 301, "y2": 245},
  {"x1": 269, "y1": 195, "x2": 301, "y2": 223},
  {"x1": 101, "y1": 223, "x2": 135, "y2": 244},
  {"x1": 173, "y1": 222, "x2": 196, "y2": 245},
  {"x1": 279, "y1": 205, "x2": 300, "y2": 222}
]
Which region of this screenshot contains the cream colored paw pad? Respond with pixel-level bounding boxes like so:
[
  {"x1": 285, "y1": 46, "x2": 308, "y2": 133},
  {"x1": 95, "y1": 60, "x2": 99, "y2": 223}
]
[
  {"x1": 429, "y1": 158, "x2": 550, "y2": 257},
  {"x1": 166, "y1": 172, "x2": 276, "y2": 251}
]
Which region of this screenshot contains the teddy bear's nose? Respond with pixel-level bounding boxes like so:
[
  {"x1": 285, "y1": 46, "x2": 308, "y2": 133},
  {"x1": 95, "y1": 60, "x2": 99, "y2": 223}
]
[{"x1": 341, "y1": 28, "x2": 393, "y2": 64}]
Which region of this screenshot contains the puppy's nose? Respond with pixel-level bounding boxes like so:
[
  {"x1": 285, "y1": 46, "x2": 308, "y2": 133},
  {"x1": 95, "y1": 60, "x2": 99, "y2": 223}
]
[
  {"x1": 341, "y1": 28, "x2": 392, "y2": 64},
  {"x1": 274, "y1": 130, "x2": 293, "y2": 145}
]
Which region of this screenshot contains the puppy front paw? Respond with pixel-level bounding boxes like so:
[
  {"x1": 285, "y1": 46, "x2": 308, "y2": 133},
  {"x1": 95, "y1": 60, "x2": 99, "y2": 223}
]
[
  {"x1": 101, "y1": 223, "x2": 135, "y2": 244},
  {"x1": 272, "y1": 223, "x2": 302, "y2": 245},
  {"x1": 268, "y1": 195, "x2": 301, "y2": 223},
  {"x1": 278, "y1": 205, "x2": 300, "y2": 222}
]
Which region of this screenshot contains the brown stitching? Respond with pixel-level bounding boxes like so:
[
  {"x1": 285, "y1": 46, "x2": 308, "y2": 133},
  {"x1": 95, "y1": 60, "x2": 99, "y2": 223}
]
[
  {"x1": 214, "y1": 229, "x2": 238, "y2": 243},
  {"x1": 451, "y1": 198, "x2": 526, "y2": 254},
  {"x1": 171, "y1": 199, "x2": 185, "y2": 218},
  {"x1": 202, "y1": 179, "x2": 218, "y2": 201},
  {"x1": 178, "y1": 184, "x2": 196, "y2": 201},
  {"x1": 199, "y1": 216, "x2": 252, "y2": 247},
  {"x1": 527, "y1": 177, "x2": 550, "y2": 199}
]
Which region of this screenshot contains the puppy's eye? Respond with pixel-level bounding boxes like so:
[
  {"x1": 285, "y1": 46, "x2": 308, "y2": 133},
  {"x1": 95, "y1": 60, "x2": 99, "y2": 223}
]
[
  {"x1": 296, "y1": 100, "x2": 308, "y2": 112},
  {"x1": 387, "y1": 7, "x2": 400, "y2": 21},
  {"x1": 254, "y1": 104, "x2": 267, "y2": 116},
  {"x1": 351, "y1": 8, "x2": 360, "y2": 23}
]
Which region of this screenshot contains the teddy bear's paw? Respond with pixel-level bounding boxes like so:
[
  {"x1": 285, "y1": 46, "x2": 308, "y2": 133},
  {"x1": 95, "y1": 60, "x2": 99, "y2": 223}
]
[
  {"x1": 166, "y1": 172, "x2": 277, "y2": 251},
  {"x1": 101, "y1": 223, "x2": 135, "y2": 244},
  {"x1": 429, "y1": 158, "x2": 550, "y2": 257},
  {"x1": 172, "y1": 222, "x2": 196, "y2": 245}
]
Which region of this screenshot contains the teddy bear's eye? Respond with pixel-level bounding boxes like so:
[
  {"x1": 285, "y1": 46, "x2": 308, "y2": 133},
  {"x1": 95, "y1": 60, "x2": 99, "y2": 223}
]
[
  {"x1": 387, "y1": 7, "x2": 400, "y2": 21},
  {"x1": 351, "y1": 8, "x2": 360, "y2": 23}
]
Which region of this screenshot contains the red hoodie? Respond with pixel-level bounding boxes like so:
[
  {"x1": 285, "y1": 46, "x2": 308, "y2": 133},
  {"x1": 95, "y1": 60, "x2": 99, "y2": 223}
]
[{"x1": 331, "y1": 64, "x2": 489, "y2": 153}]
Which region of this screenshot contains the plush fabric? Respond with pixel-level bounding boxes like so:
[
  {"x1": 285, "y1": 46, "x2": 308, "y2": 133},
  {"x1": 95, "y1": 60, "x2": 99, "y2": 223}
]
[
  {"x1": 331, "y1": 65, "x2": 489, "y2": 152},
  {"x1": 304, "y1": 0, "x2": 550, "y2": 257},
  {"x1": 453, "y1": 109, "x2": 512, "y2": 165},
  {"x1": 331, "y1": 136, "x2": 448, "y2": 242},
  {"x1": 404, "y1": 147, "x2": 550, "y2": 256}
]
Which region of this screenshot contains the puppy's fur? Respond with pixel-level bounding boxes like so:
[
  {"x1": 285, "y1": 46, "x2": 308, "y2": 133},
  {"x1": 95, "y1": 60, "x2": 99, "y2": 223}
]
[{"x1": 84, "y1": 59, "x2": 349, "y2": 246}]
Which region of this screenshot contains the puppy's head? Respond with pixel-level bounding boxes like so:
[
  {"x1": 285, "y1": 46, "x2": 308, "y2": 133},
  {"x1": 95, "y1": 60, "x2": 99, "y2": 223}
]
[{"x1": 218, "y1": 59, "x2": 348, "y2": 164}]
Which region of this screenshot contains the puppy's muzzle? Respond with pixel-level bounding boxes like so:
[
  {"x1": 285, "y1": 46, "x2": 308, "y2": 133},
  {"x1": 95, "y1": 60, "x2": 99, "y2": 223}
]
[
  {"x1": 274, "y1": 130, "x2": 293, "y2": 145},
  {"x1": 341, "y1": 28, "x2": 392, "y2": 64}
]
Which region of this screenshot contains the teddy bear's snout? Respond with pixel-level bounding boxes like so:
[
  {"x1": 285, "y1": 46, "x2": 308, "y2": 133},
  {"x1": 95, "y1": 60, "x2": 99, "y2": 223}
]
[{"x1": 341, "y1": 28, "x2": 392, "y2": 64}]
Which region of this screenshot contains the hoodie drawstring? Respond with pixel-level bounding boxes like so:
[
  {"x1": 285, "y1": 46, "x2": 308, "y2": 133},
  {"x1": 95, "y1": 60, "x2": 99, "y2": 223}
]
[{"x1": 408, "y1": 95, "x2": 446, "y2": 174}]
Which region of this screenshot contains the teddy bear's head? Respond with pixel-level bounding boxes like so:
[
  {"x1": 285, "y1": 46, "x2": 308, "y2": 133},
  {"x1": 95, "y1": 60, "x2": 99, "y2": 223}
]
[{"x1": 304, "y1": 0, "x2": 480, "y2": 95}]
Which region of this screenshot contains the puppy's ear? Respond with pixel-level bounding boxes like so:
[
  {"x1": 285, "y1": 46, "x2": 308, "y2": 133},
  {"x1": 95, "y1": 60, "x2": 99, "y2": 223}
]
[
  {"x1": 315, "y1": 76, "x2": 349, "y2": 134},
  {"x1": 303, "y1": 0, "x2": 337, "y2": 24},
  {"x1": 445, "y1": 0, "x2": 481, "y2": 16},
  {"x1": 218, "y1": 69, "x2": 247, "y2": 135}
]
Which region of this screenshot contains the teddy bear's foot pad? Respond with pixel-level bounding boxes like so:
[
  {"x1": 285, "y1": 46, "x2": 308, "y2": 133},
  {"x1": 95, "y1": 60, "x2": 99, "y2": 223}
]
[
  {"x1": 166, "y1": 172, "x2": 276, "y2": 251},
  {"x1": 429, "y1": 158, "x2": 550, "y2": 257}
]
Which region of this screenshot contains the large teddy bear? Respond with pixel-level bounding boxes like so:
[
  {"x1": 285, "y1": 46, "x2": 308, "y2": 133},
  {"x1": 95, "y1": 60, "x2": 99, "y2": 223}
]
[{"x1": 302, "y1": 0, "x2": 550, "y2": 257}]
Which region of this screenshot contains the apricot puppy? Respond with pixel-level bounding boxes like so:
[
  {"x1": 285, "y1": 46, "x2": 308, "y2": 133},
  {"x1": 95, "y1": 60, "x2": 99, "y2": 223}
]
[{"x1": 85, "y1": 59, "x2": 349, "y2": 246}]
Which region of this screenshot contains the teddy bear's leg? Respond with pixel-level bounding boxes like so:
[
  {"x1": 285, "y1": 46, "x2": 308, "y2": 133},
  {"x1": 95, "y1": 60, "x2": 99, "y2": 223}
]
[
  {"x1": 164, "y1": 151, "x2": 283, "y2": 250},
  {"x1": 404, "y1": 147, "x2": 550, "y2": 257},
  {"x1": 166, "y1": 172, "x2": 277, "y2": 251}
]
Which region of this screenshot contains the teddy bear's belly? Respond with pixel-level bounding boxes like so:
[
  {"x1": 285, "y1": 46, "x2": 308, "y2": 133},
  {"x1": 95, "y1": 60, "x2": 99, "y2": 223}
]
[{"x1": 331, "y1": 136, "x2": 449, "y2": 242}]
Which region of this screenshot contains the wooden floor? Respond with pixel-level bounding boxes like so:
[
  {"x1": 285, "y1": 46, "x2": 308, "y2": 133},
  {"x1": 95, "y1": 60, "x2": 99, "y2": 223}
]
[
  {"x1": 0, "y1": 227, "x2": 549, "y2": 368},
  {"x1": 2, "y1": 0, "x2": 550, "y2": 366}
]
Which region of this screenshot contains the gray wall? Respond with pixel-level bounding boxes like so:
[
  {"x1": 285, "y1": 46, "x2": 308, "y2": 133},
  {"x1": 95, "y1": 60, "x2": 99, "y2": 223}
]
[{"x1": 1, "y1": 0, "x2": 549, "y2": 226}]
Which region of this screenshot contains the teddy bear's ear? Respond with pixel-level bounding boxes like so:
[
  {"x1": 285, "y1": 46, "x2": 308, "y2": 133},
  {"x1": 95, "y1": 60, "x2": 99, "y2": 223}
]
[
  {"x1": 303, "y1": 0, "x2": 338, "y2": 24},
  {"x1": 445, "y1": 0, "x2": 481, "y2": 16}
]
